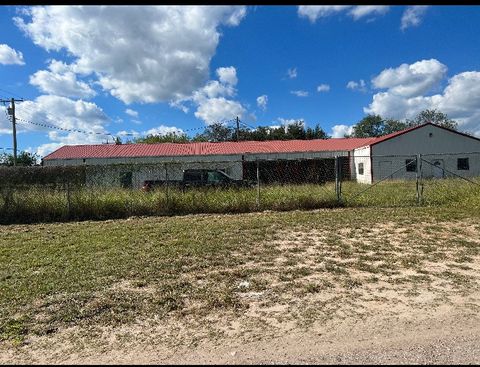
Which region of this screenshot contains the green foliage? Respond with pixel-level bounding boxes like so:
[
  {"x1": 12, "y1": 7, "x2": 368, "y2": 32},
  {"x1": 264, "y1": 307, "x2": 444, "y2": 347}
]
[
  {"x1": 349, "y1": 109, "x2": 459, "y2": 138},
  {"x1": 406, "y1": 109, "x2": 458, "y2": 130},
  {"x1": 349, "y1": 115, "x2": 408, "y2": 138},
  {"x1": 0, "y1": 151, "x2": 39, "y2": 166},
  {"x1": 133, "y1": 132, "x2": 190, "y2": 144}
]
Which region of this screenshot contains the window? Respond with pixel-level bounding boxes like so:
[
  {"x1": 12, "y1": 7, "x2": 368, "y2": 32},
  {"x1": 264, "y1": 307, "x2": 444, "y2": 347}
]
[
  {"x1": 405, "y1": 159, "x2": 417, "y2": 172},
  {"x1": 358, "y1": 162, "x2": 364, "y2": 175},
  {"x1": 458, "y1": 158, "x2": 469, "y2": 170}
]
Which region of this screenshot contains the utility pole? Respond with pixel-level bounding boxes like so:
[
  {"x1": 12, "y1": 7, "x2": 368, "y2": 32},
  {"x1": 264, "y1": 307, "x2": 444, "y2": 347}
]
[
  {"x1": 1, "y1": 98, "x2": 23, "y2": 166},
  {"x1": 236, "y1": 116, "x2": 240, "y2": 142}
]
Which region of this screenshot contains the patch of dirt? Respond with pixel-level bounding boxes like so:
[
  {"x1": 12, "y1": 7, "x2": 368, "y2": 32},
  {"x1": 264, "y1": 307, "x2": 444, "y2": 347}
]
[{"x1": 2, "y1": 218, "x2": 480, "y2": 364}]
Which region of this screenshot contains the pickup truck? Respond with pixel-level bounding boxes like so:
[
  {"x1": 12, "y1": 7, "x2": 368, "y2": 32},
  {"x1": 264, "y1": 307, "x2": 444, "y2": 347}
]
[{"x1": 142, "y1": 169, "x2": 253, "y2": 190}]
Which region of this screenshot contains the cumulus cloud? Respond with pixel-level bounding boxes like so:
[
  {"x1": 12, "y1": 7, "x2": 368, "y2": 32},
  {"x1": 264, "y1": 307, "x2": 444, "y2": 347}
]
[
  {"x1": 346, "y1": 79, "x2": 367, "y2": 92},
  {"x1": 291, "y1": 90, "x2": 309, "y2": 97},
  {"x1": 216, "y1": 66, "x2": 238, "y2": 85},
  {"x1": 0, "y1": 44, "x2": 25, "y2": 65},
  {"x1": 194, "y1": 97, "x2": 245, "y2": 124},
  {"x1": 365, "y1": 60, "x2": 480, "y2": 137},
  {"x1": 401, "y1": 6, "x2": 429, "y2": 31},
  {"x1": 256, "y1": 95, "x2": 268, "y2": 111},
  {"x1": 7, "y1": 95, "x2": 111, "y2": 157},
  {"x1": 29, "y1": 60, "x2": 96, "y2": 98},
  {"x1": 125, "y1": 108, "x2": 138, "y2": 118},
  {"x1": 14, "y1": 6, "x2": 246, "y2": 104},
  {"x1": 371, "y1": 59, "x2": 446, "y2": 97},
  {"x1": 331, "y1": 124, "x2": 354, "y2": 138},
  {"x1": 317, "y1": 84, "x2": 330, "y2": 92},
  {"x1": 184, "y1": 66, "x2": 246, "y2": 124},
  {"x1": 287, "y1": 67, "x2": 297, "y2": 79},
  {"x1": 298, "y1": 5, "x2": 388, "y2": 23}
]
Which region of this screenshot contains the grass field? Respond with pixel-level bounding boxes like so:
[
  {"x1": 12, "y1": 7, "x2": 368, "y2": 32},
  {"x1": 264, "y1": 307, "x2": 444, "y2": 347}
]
[
  {"x1": 1, "y1": 177, "x2": 479, "y2": 224},
  {"x1": 1, "y1": 201, "x2": 480, "y2": 351}
]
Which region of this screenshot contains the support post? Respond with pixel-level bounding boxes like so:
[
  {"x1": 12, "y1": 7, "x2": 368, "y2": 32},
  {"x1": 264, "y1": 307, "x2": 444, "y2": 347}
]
[
  {"x1": 335, "y1": 156, "x2": 342, "y2": 203},
  {"x1": 1, "y1": 98, "x2": 23, "y2": 166},
  {"x1": 256, "y1": 159, "x2": 260, "y2": 210},
  {"x1": 416, "y1": 154, "x2": 423, "y2": 205},
  {"x1": 165, "y1": 163, "x2": 170, "y2": 214}
]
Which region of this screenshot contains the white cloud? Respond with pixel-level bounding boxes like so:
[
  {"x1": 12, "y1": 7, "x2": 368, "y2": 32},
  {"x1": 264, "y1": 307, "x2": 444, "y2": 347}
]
[
  {"x1": 346, "y1": 79, "x2": 367, "y2": 92},
  {"x1": 181, "y1": 66, "x2": 246, "y2": 124},
  {"x1": 15, "y1": 6, "x2": 246, "y2": 104},
  {"x1": 298, "y1": 6, "x2": 350, "y2": 22},
  {"x1": 7, "y1": 95, "x2": 111, "y2": 158},
  {"x1": 145, "y1": 125, "x2": 184, "y2": 136},
  {"x1": 331, "y1": 124, "x2": 354, "y2": 138},
  {"x1": 298, "y1": 6, "x2": 388, "y2": 23},
  {"x1": 278, "y1": 118, "x2": 305, "y2": 132},
  {"x1": 216, "y1": 66, "x2": 238, "y2": 86},
  {"x1": 401, "y1": 6, "x2": 429, "y2": 31},
  {"x1": 317, "y1": 84, "x2": 330, "y2": 92},
  {"x1": 256, "y1": 95, "x2": 268, "y2": 111},
  {"x1": 372, "y1": 59, "x2": 446, "y2": 98},
  {"x1": 125, "y1": 108, "x2": 138, "y2": 118},
  {"x1": 194, "y1": 97, "x2": 245, "y2": 124},
  {"x1": 365, "y1": 60, "x2": 480, "y2": 137},
  {"x1": 291, "y1": 90, "x2": 309, "y2": 97},
  {"x1": 348, "y1": 6, "x2": 389, "y2": 21},
  {"x1": 0, "y1": 44, "x2": 25, "y2": 65},
  {"x1": 287, "y1": 67, "x2": 297, "y2": 79},
  {"x1": 0, "y1": 105, "x2": 12, "y2": 134},
  {"x1": 29, "y1": 60, "x2": 96, "y2": 99}
]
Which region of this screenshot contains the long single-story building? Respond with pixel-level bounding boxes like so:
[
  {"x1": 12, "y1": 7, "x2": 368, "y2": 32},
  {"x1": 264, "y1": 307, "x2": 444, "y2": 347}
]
[{"x1": 43, "y1": 122, "x2": 480, "y2": 188}]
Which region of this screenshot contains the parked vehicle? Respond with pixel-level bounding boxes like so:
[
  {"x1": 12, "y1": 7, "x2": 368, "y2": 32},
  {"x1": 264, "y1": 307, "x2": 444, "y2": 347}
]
[{"x1": 143, "y1": 169, "x2": 254, "y2": 190}]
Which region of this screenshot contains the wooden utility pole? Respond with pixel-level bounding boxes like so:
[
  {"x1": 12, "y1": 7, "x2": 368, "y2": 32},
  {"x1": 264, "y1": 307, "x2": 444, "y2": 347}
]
[{"x1": 1, "y1": 98, "x2": 23, "y2": 166}]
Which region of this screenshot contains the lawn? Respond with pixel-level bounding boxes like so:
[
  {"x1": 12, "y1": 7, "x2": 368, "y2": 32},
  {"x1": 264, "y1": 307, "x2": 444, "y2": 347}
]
[{"x1": 1, "y1": 202, "x2": 479, "y2": 350}]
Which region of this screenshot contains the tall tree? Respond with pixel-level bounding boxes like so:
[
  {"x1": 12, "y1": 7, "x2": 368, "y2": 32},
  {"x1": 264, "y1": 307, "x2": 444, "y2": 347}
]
[
  {"x1": 193, "y1": 122, "x2": 234, "y2": 142},
  {"x1": 407, "y1": 109, "x2": 458, "y2": 130},
  {"x1": 350, "y1": 114, "x2": 386, "y2": 138}
]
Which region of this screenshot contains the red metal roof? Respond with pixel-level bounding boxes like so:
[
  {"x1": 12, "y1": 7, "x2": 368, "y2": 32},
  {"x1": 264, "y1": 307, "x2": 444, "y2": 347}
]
[{"x1": 43, "y1": 137, "x2": 377, "y2": 161}]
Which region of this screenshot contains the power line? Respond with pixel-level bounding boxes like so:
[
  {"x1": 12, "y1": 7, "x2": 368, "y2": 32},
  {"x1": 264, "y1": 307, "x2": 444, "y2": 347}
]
[{"x1": 15, "y1": 117, "x2": 115, "y2": 137}]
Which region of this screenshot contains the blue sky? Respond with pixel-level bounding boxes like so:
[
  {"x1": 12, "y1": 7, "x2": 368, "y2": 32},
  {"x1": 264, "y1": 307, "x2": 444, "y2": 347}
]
[{"x1": 1, "y1": 5, "x2": 480, "y2": 158}]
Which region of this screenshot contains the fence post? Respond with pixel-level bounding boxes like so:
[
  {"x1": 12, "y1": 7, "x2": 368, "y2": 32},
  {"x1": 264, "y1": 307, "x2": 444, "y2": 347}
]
[
  {"x1": 256, "y1": 159, "x2": 260, "y2": 210},
  {"x1": 416, "y1": 153, "x2": 423, "y2": 205},
  {"x1": 66, "y1": 181, "x2": 71, "y2": 219},
  {"x1": 335, "y1": 156, "x2": 342, "y2": 204},
  {"x1": 165, "y1": 162, "x2": 170, "y2": 214}
]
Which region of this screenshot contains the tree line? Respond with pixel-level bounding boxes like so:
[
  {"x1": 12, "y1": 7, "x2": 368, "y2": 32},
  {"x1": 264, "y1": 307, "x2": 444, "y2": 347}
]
[{"x1": 0, "y1": 109, "x2": 458, "y2": 166}]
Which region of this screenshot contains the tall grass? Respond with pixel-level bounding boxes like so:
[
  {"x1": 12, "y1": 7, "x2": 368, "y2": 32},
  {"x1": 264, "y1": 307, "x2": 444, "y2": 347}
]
[{"x1": 0, "y1": 178, "x2": 479, "y2": 224}]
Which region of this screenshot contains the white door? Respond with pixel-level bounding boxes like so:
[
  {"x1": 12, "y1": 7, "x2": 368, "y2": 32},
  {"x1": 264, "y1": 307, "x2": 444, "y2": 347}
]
[{"x1": 432, "y1": 159, "x2": 444, "y2": 178}]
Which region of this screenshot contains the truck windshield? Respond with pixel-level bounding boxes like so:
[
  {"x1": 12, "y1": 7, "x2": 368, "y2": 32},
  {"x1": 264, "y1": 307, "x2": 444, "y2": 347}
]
[{"x1": 207, "y1": 171, "x2": 228, "y2": 183}]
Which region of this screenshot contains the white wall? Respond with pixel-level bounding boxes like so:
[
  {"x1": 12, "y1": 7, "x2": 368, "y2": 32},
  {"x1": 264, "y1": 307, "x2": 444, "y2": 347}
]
[
  {"x1": 352, "y1": 146, "x2": 371, "y2": 184},
  {"x1": 371, "y1": 125, "x2": 480, "y2": 182}
]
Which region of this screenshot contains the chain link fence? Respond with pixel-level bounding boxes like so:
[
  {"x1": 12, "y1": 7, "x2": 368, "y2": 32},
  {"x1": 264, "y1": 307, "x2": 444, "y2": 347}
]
[{"x1": 0, "y1": 152, "x2": 479, "y2": 224}]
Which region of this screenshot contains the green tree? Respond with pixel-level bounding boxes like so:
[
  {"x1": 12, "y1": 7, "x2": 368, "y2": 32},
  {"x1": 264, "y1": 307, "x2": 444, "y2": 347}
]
[
  {"x1": 350, "y1": 115, "x2": 407, "y2": 138},
  {"x1": 407, "y1": 109, "x2": 458, "y2": 130},
  {"x1": 192, "y1": 122, "x2": 234, "y2": 142},
  {"x1": 0, "y1": 151, "x2": 39, "y2": 166},
  {"x1": 134, "y1": 132, "x2": 189, "y2": 144}
]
